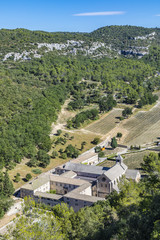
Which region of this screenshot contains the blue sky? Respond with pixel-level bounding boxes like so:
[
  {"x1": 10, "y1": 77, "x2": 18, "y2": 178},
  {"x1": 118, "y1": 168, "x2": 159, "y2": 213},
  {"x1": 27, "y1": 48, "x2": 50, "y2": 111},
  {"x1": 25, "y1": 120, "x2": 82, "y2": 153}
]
[{"x1": 0, "y1": 0, "x2": 160, "y2": 32}]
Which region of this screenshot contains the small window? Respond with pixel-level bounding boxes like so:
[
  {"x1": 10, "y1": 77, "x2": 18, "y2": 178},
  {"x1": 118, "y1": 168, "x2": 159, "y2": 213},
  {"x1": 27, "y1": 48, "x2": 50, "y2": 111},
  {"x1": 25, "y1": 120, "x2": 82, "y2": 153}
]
[
  {"x1": 105, "y1": 184, "x2": 107, "y2": 188},
  {"x1": 101, "y1": 184, "x2": 103, "y2": 187}
]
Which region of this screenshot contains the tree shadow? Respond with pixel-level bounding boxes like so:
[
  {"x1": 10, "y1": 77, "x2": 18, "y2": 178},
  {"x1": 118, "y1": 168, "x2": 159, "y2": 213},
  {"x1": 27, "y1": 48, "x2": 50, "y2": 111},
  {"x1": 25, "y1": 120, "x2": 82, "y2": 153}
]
[
  {"x1": 22, "y1": 178, "x2": 28, "y2": 182},
  {"x1": 115, "y1": 116, "x2": 121, "y2": 120}
]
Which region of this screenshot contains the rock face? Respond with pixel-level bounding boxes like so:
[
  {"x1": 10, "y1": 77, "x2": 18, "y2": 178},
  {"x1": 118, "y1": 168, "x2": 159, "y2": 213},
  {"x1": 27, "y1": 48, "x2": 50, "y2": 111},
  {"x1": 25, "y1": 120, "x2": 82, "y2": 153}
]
[
  {"x1": 1, "y1": 30, "x2": 157, "y2": 61},
  {"x1": 2, "y1": 40, "x2": 115, "y2": 61}
]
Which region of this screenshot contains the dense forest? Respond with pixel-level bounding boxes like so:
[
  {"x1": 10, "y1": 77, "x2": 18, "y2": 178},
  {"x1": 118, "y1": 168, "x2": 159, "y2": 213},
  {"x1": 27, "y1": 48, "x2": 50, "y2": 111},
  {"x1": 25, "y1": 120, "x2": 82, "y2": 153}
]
[
  {"x1": 2, "y1": 152, "x2": 160, "y2": 240},
  {"x1": 0, "y1": 54, "x2": 159, "y2": 170},
  {"x1": 0, "y1": 25, "x2": 160, "y2": 229}
]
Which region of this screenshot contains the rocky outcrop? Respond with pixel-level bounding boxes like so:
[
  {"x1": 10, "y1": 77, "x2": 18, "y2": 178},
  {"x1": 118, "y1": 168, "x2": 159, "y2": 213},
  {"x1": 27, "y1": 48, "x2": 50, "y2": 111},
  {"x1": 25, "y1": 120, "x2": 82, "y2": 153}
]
[{"x1": 1, "y1": 31, "x2": 157, "y2": 61}]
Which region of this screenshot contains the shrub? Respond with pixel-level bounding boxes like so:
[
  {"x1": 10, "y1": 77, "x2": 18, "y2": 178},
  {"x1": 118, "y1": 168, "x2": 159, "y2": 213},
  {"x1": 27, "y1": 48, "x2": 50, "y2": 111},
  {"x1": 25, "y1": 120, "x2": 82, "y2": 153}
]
[
  {"x1": 31, "y1": 169, "x2": 42, "y2": 174},
  {"x1": 26, "y1": 173, "x2": 32, "y2": 181},
  {"x1": 52, "y1": 151, "x2": 58, "y2": 159},
  {"x1": 98, "y1": 152, "x2": 105, "y2": 158},
  {"x1": 57, "y1": 129, "x2": 62, "y2": 136},
  {"x1": 92, "y1": 137, "x2": 100, "y2": 145},
  {"x1": 94, "y1": 146, "x2": 101, "y2": 153}
]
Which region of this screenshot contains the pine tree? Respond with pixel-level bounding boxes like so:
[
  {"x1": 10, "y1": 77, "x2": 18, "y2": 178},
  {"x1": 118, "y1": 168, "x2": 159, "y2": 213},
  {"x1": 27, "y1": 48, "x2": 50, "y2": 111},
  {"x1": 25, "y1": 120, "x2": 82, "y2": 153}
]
[{"x1": 3, "y1": 171, "x2": 14, "y2": 197}]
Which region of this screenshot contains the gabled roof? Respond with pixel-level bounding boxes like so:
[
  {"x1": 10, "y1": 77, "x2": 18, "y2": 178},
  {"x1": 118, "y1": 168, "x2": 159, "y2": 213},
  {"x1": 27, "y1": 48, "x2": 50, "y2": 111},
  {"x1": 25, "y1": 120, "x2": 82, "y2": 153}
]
[
  {"x1": 61, "y1": 170, "x2": 77, "y2": 178},
  {"x1": 50, "y1": 175, "x2": 88, "y2": 186},
  {"x1": 103, "y1": 163, "x2": 127, "y2": 181},
  {"x1": 125, "y1": 169, "x2": 140, "y2": 180},
  {"x1": 21, "y1": 176, "x2": 49, "y2": 190},
  {"x1": 34, "y1": 191, "x2": 62, "y2": 200},
  {"x1": 62, "y1": 162, "x2": 109, "y2": 175},
  {"x1": 64, "y1": 191, "x2": 104, "y2": 202}
]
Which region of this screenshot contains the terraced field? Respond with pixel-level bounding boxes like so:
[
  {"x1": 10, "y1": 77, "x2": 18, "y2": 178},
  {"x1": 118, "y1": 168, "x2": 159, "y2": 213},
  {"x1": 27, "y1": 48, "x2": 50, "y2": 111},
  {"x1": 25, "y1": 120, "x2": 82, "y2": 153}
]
[
  {"x1": 122, "y1": 102, "x2": 160, "y2": 146},
  {"x1": 85, "y1": 109, "x2": 123, "y2": 135}
]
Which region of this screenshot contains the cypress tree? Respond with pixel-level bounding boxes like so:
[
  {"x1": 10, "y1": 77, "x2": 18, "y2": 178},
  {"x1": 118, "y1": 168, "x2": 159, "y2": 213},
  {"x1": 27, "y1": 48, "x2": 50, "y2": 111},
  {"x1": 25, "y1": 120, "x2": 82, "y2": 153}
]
[
  {"x1": 3, "y1": 171, "x2": 14, "y2": 197},
  {"x1": 111, "y1": 137, "x2": 117, "y2": 149}
]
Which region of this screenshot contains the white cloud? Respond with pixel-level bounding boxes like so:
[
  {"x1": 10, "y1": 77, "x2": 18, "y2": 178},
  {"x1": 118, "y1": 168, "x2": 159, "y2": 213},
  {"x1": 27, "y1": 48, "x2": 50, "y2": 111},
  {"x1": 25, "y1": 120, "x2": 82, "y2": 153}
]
[
  {"x1": 73, "y1": 11, "x2": 125, "y2": 16},
  {"x1": 155, "y1": 14, "x2": 160, "y2": 16}
]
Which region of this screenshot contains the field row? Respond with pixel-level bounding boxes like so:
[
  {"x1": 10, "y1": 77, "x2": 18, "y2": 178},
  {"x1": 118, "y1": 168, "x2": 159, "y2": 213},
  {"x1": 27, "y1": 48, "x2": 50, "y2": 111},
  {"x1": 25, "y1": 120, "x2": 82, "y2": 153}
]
[
  {"x1": 85, "y1": 109, "x2": 122, "y2": 135},
  {"x1": 122, "y1": 103, "x2": 160, "y2": 145}
]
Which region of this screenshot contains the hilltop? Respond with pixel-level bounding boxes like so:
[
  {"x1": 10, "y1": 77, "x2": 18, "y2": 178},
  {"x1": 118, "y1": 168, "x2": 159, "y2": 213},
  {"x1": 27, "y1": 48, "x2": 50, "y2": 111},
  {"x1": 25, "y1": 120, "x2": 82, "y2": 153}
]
[{"x1": 0, "y1": 25, "x2": 160, "y2": 61}]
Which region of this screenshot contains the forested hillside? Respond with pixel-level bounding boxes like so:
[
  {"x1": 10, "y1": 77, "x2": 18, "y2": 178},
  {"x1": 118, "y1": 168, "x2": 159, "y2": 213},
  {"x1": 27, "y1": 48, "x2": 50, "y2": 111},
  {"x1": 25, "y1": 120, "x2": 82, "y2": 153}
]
[
  {"x1": 0, "y1": 25, "x2": 160, "y2": 60},
  {"x1": 0, "y1": 54, "x2": 159, "y2": 170},
  {"x1": 0, "y1": 25, "x2": 160, "y2": 223}
]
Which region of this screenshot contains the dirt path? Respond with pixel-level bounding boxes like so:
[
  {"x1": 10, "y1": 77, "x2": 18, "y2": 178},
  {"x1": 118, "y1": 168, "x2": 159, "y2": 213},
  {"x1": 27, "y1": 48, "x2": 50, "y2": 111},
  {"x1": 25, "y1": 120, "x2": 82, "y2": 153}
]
[
  {"x1": 50, "y1": 99, "x2": 76, "y2": 136},
  {"x1": 50, "y1": 99, "x2": 102, "y2": 137}
]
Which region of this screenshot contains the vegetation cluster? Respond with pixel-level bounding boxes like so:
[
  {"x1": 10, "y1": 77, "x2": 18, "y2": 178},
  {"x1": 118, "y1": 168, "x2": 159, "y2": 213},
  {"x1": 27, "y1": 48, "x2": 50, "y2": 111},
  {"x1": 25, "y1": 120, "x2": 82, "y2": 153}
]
[{"x1": 0, "y1": 26, "x2": 160, "y2": 219}]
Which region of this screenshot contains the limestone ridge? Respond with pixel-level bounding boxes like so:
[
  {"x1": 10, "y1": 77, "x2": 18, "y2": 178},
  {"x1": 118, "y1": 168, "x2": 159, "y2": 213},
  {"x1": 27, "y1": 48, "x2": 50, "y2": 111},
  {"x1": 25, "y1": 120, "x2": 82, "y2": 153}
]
[{"x1": 0, "y1": 26, "x2": 160, "y2": 61}]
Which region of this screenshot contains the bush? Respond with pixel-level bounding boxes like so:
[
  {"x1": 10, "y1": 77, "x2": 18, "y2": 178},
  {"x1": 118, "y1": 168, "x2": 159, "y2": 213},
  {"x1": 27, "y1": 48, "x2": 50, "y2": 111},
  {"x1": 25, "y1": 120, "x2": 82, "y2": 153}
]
[
  {"x1": 49, "y1": 189, "x2": 56, "y2": 194},
  {"x1": 27, "y1": 157, "x2": 38, "y2": 167},
  {"x1": 31, "y1": 169, "x2": 42, "y2": 174},
  {"x1": 122, "y1": 107, "x2": 132, "y2": 117},
  {"x1": 92, "y1": 137, "x2": 100, "y2": 145},
  {"x1": 94, "y1": 146, "x2": 101, "y2": 153},
  {"x1": 98, "y1": 152, "x2": 105, "y2": 158},
  {"x1": 61, "y1": 153, "x2": 67, "y2": 159},
  {"x1": 26, "y1": 173, "x2": 32, "y2": 181},
  {"x1": 119, "y1": 116, "x2": 124, "y2": 121},
  {"x1": 57, "y1": 129, "x2": 62, "y2": 136},
  {"x1": 52, "y1": 151, "x2": 58, "y2": 159},
  {"x1": 116, "y1": 132, "x2": 122, "y2": 140},
  {"x1": 14, "y1": 173, "x2": 20, "y2": 183}
]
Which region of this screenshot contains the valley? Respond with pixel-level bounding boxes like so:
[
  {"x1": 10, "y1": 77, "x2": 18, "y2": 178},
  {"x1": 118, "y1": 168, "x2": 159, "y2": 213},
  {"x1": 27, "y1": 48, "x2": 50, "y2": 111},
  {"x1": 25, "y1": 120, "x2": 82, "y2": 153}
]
[{"x1": 0, "y1": 25, "x2": 160, "y2": 239}]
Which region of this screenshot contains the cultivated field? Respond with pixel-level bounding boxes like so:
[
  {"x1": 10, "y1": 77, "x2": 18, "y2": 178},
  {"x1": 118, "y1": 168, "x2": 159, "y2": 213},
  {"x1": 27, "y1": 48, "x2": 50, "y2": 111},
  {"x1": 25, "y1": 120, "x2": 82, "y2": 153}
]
[
  {"x1": 122, "y1": 102, "x2": 160, "y2": 146},
  {"x1": 85, "y1": 109, "x2": 123, "y2": 135}
]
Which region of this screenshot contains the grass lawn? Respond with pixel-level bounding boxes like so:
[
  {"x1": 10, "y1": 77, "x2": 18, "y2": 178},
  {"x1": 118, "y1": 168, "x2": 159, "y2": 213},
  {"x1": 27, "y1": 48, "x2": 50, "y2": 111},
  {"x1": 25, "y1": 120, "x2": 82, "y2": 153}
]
[
  {"x1": 98, "y1": 159, "x2": 116, "y2": 168},
  {"x1": 99, "y1": 150, "x2": 157, "y2": 171},
  {"x1": 122, "y1": 150, "x2": 152, "y2": 169}
]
